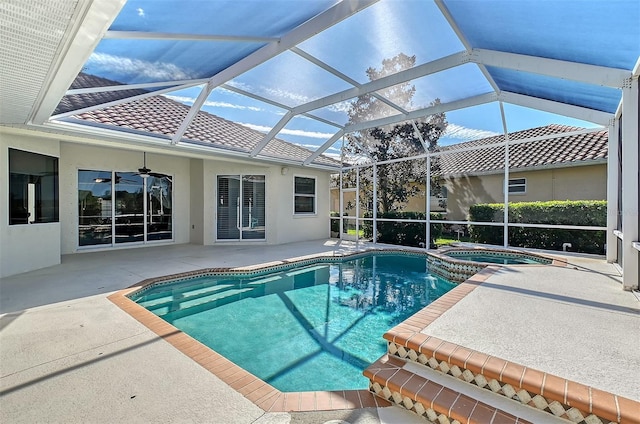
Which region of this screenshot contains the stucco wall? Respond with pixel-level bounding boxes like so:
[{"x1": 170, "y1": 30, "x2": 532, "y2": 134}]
[
  {"x1": 202, "y1": 161, "x2": 329, "y2": 245},
  {"x1": 0, "y1": 132, "x2": 61, "y2": 277},
  {"x1": 444, "y1": 164, "x2": 607, "y2": 220},
  {"x1": 59, "y1": 143, "x2": 191, "y2": 254},
  {"x1": 2, "y1": 128, "x2": 332, "y2": 277}
]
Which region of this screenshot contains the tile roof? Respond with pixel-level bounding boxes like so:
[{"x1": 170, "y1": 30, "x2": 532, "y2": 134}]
[
  {"x1": 59, "y1": 74, "x2": 340, "y2": 167},
  {"x1": 436, "y1": 124, "x2": 608, "y2": 177}
]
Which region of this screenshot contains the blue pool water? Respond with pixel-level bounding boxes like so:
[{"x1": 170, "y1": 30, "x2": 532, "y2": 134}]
[
  {"x1": 131, "y1": 253, "x2": 455, "y2": 392},
  {"x1": 444, "y1": 251, "x2": 550, "y2": 265}
]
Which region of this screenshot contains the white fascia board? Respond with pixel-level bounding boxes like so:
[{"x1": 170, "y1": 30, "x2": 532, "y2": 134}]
[
  {"x1": 31, "y1": 0, "x2": 127, "y2": 124},
  {"x1": 303, "y1": 130, "x2": 344, "y2": 165},
  {"x1": 344, "y1": 92, "x2": 497, "y2": 133},
  {"x1": 171, "y1": 0, "x2": 379, "y2": 145},
  {"x1": 472, "y1": 49, "x2": 631, "y2": 88},
  {"x1": 66, "y1": 79, "x2": 209, "y2": 95},
  {"x1": 292, "y1": 51, "x2": 470, "y2": 115},
  {"x1": 104, "y1": 31, "x2": 278, "y2": 43},
  {"x1": 499, "y1": 92, "x2": 612, "y2": 126},
  {"x1": 32, "y1": 120, "x2": 338, "y2": 171}
]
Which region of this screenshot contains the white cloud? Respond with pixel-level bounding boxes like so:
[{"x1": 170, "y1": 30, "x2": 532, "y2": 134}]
[
  {"x1": 163, "y1": 94, "x2": 262, "y2": 111},
  {"x1": 136, "y1": 8, "x2": 144, "y2": 17},
  {"x1": 443, "y1": 124, "x2": 500, "y2": 141},
  {"x1": 87, "y1": 52, "x2": 195, "y2": 81},
  {"x1": 238, "y1": 122, "x2": 335, "y2": 140}
]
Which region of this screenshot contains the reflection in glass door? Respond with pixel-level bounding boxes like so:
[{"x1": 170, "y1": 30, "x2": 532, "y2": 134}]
[
  {"x1": 115, "y1": 172, "x2": 144, "y2": 243},
  {"x1": 78, "y1": 170, "x2": 173, "y2": 247},
  {"x1": 217, "y1": 175, "x2": 265, "y2": 240}
]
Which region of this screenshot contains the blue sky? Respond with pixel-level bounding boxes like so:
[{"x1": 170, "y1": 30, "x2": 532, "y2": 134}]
[{"x1": 79, "y1": 0, "x2": 632, "y2": 156}]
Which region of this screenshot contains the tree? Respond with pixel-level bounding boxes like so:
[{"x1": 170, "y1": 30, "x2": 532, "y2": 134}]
[{"x1": 343, "y1": 53, "x2": 447, "y2": 214}]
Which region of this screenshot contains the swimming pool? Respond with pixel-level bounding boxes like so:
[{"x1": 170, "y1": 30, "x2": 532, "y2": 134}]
[
  {"x1": 130, "y1": 253, "x2": 455, "y2": 392},
  {"x1": 442, "y1": 249, "x2": 552, "y2": 265}
]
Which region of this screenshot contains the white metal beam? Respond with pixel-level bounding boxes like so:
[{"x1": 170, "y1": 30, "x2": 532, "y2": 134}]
[
  {"x1": 303, "y1": 130, "x2": 344, "y2": 165},
  {"x1": 104, "y1": 31, "x2": 278, "y2": 43},
  {"x1": 171, "y1": 0, "x2": 378, "y2": 145},
  {"x1": 498, "y1": 91, "x2": 612, "y2": 125},
  {"x1": 472, "y1": 49, "x2": 631, "y2": 88},
  {"x1": 66, "y1": 79, "x2": 209, "y2": 95},
  {"x1": 434, "y1": 0, "x2": 501, "y2": 93},
  {"x1": 606, "y1": 118, "x2": 620, "y2": 263},
  {"x1": 31, "y1": 0, "x2": 127, "y2": 124},
  {"x1": 250, "y1": 111, "x2": 294, "y2": 156},
  {"x1": 51, "y1": 84, "x2": 198, "y2": 120},
  {"x1": 222, "y1": 83, "x2": 344, "y2": 129},
  {"x1": 344, "y1": 92, "x2": 497, "y2": 133},
  {"x1": 292, "y1": 51, "x2": 469, "y2": 116},
  {"x1": 620, "y1": 77, "x2": 639, "y2": 290},
  {"x1": 292, "y1": 46, "x2": 408, "y2": 114}
]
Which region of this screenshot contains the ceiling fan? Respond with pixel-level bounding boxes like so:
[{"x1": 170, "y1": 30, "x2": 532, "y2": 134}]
[
  {"x1": 137, "y1": 152, "x2": 152, "y2": 177},
  {"x1": 136, "y1": 152, "x2": 171, "y2": 182}
]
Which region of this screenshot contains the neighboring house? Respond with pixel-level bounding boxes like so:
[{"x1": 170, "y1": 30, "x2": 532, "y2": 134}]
[
  {"x1": 1, "y1": 83, "x2": 339, "y2": 277},
  {"x1": 332, "y1": 125, "x2": 608, "y2": 221},
  {"x1": 438, "y1": 124, "x2": 607, "y2": 220}
]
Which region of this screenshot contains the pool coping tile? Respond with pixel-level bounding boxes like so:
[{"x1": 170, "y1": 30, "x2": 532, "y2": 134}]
[{"x1": 107, "y1": 249, "x2": 636, "y2": 422}]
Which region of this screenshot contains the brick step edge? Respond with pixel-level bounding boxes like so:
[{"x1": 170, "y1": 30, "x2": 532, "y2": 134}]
[
  {"x1": 384, "y1": 330, "x2": 639, "y2": 424},
  {"x1": 364, "y1": 355, "x2": 532, "y2": 424}
]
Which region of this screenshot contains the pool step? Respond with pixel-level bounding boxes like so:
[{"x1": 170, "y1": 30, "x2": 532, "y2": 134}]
[
  {"x1": 138, "y1": 282, "x2": 237, "y2": 310},
  {"x1": 145, "y1": 286, "x2": 258, "y2": 317}
]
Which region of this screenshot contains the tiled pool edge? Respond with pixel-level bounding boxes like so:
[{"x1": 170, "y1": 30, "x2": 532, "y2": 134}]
[
  {"x1": 107, "y1": 248, "x2": 585, "y2": 419},
  {"x1": 374, "y1": 267, "x2": 640, "y2": 424},
  {"x1": 108, "y1": 288, "x2": 390, "y2": 412}
]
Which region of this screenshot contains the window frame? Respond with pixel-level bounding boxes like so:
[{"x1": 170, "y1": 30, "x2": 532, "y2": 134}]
[
  {"x1": 293, "y1": 175, "x2": 317, "y2": 216},
  {"x1": 8, "y1": 148, "x2": 59, "y2": 225},
  {"x1": 507, "y1": 177, "x2": 527, "y2": 195}
]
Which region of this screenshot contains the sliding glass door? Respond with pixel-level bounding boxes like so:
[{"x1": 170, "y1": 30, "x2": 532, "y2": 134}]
[
  {"x1": 78, "y1": 170, "x2": 172, "y2": 247},
  {"x1": 217, "y1": 175, "x2": 265, "y2": 240}
]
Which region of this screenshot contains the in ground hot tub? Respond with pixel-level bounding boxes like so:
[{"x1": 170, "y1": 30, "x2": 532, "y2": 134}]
[{"x1": 441, "y1": 248, "x2": 553, "y2": 265}]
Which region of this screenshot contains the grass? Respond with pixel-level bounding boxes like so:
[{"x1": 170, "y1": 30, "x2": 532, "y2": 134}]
[{"x1": 435, "y1": 235, "x2": 471, "y2": 247}]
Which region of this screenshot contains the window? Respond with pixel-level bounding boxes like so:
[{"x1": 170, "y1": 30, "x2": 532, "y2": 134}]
[
  {"x1": 217, "y1": 175, "x2": 265, "y2": 240},
  {"x1": 78, "y1": 170, "x2": 172, "y2": 246},
  {"x1": 294, "y1": 176, "x2": 316, "y2": 214},
  {"x1": 9, "y1": 149, "x2": 59, "y2": 225},
  {"x1": 508, "y1": 178, "x2": 526, "y2": 194}
]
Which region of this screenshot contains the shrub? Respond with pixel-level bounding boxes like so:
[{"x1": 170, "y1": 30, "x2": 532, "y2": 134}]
[
  {"x1": 361, "y1": 211, "x2": 444, "y2": 248},
  {"x1": 468, "y1": 200, "x2": 607, "y2": 254}
]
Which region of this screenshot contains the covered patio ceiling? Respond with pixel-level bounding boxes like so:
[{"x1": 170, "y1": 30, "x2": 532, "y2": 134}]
[{"x1": 2, "y1": 0, "x2": 639, "y2": 169}]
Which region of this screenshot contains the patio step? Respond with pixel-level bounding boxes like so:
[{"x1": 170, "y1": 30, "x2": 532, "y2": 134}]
[
  {"x1": 365, "y1": 355, "x2": 542, "y2": 424},
  {"x1": 380, "y1": 329, "x2": 640, "y2": 424}
]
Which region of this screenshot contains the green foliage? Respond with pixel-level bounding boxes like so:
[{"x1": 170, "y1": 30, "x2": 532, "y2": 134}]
[
  {"x1": 361, "y1": 212, "x2": 444, "y2": 248},
  {"x1": 343, "y1": 53, "x2": 447, "y2": 214},
  {"x1": 468, "y1": 200, "x2": 607, "y2": 254}
]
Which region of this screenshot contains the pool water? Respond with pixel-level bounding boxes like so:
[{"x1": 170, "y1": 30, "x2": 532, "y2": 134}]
[
  {"x1": 444, "y1": 251, "x2": 550, "y2": 265},
  {"x1": 131, "y1": 254, "x2": 455, "y2": 392}
]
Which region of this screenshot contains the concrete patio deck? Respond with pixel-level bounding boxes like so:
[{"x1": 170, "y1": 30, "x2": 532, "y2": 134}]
[{"x1": 1, "y1": 240, "x2": 638, "y2": 423}]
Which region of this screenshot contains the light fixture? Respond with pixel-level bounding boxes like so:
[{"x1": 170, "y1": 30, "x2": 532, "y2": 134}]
[
  {"x1": 138, "y1": 152, "x2": 151, "y2": 178},
  {"x1": 281, "y1": 167, "x2": 289, "y2": 175}
]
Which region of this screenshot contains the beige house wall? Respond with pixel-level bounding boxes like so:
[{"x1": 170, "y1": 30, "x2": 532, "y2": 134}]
[
  {"x1": 444, "y1": 164, "x2": 607, "y2": 220},
  {"x1": 330, "y1": 164, "x2": 607, "y2": 222}
]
